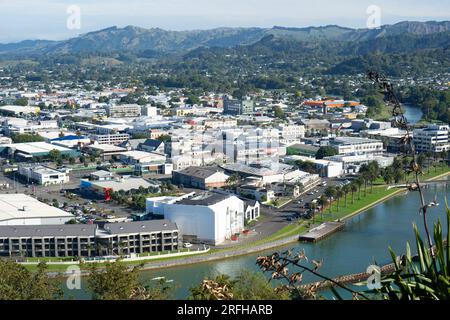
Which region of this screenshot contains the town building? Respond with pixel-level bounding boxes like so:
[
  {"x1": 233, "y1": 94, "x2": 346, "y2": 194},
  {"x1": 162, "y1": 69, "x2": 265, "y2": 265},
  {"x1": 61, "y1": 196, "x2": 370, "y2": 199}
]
[
  {"x1": 329, "y1": 137, "x2": 384, "y2": 155},
  {"x1": 146, "y1": 192, "x2": 245, "y2": 245},
  {"x1": 413, "y1": 124, "x2": 449, "y2": 153},
  {"x1": 0, "y1": 194, "x2": 74, "y2": 226},
  {"x1": 172, "y1": 166, "x2": 230, "y2": 189},
  {"x1": 223, "y1": 96, "x2": 254, "y2": 115},
  {"x1": 0, "y1": 142, "x2": 80, "y2": 161},
  {"x1": 105, "y1": 104, "x2": 142, "y2": 117},
  {"x1": 283, "y1": 155, "x2": 344, "y2": 178},
  {"x1": 18, "y1": 164, "x2": 69, "y2": 186},
  {"x1": 91, "y1": 133, "x2": 130, "y2": 145},
  {"x1": 325, "y1": 154, "x2": 395, "y2": 174},
  {"x1": 97, "y1": 220, "x2": 179, "y2": 255},
  {"x1": 80, "y1": 176, "x2": 157, "y2": 201},
  {"x1": 0, "y1": 224, "x2": 96, "y2": 258},
  {"x1": 0, "y1": 220, "x2": 179, "y2": 258}
]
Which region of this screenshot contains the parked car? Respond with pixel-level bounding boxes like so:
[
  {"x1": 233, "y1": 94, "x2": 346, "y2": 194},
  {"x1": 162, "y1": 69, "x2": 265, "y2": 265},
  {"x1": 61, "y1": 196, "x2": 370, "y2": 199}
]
[{"x1": 183, "y1": 242, "x2": 193, "y2": 248}]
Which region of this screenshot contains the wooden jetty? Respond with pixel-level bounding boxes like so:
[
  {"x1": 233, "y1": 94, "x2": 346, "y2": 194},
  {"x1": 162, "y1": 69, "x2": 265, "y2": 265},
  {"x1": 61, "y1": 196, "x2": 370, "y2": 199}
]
[{"x1": 299, "y1": 222, "x2": 345, "y2": 243}]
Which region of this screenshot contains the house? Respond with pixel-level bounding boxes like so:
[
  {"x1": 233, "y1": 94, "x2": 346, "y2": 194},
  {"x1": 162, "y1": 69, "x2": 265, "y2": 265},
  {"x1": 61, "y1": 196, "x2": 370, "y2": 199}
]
[{"x1": 172, "y1": 166, "x2": 230, "y2": 189}]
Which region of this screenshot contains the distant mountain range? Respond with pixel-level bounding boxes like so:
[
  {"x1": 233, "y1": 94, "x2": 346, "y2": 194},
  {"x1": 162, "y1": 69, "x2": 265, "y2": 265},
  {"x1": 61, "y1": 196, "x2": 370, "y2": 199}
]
[{"x1": 1, "y1": 20, "x2": 449, "y2": 56}]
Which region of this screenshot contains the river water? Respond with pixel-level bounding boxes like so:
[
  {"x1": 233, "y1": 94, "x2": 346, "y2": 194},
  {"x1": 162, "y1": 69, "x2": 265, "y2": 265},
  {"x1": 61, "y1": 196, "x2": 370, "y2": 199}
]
[
  {"x1": 62, "y1": 178, "x2": 449, "y2": 299},
  {"x1": 403, "y1": 104, "x2": 423, "y2": 124}
]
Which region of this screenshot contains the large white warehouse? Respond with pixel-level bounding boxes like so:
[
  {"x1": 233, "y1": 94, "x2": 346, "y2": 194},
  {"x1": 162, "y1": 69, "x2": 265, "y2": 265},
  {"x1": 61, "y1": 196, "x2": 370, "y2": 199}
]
[
  {"x1": 0, "y1": 194, "x2": 74, "y2": 226},
  {"x1": 146, "y1": 192, "x2": 245, "y2": 245}
]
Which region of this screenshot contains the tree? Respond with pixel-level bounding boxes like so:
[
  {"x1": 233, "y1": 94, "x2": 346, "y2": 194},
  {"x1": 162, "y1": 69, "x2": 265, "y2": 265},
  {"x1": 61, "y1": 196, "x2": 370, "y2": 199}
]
[
  {"x1": 68, "y1": 157, "x2": 75, "y2": 165},
  {"x1": 189, "y1": 271, "x2": 289, "y2": 300},
  {"x1": 0, "y1": 261, "x2": 62, "y2": 300},
  {"x1": 88, "y1": 260, "x2": 172, "y2": 300},
  {"x1": 335, "y1": 187, "x2": 344, "y2": 212},
  {"x1": 273, "y1": 106, "x2": 285, "y2": 119},
  {"x1": 342, "y1": 184, "x2": 350, "y2": 207},
  {"x1": 11, "y1": 133, "x2": 45, "y2": 143},
  {"x1": 324, "y1": 186, "x2": 336, "y2": 214},
  {"x1": 318, "y1": 195, "x2": 327, "y2": 220},
  {"x1": 382, "y1": 166, "x2": 394, "y2": 185},
  {"x1": 316, "y1": 146, "x2": 338, "y2": 159},
  {"x1": 350, "y1": 183, "x2": 358, "y2": 204},
  {"x1": 48, "y1": 149, "x2": 61, "y2": 162}
]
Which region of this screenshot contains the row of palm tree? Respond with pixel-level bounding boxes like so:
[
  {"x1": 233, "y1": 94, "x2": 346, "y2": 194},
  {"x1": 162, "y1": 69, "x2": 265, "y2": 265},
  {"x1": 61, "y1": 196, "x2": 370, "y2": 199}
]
[{"x1": 310, "y1": 161, "x2": 382, "y2": 223}]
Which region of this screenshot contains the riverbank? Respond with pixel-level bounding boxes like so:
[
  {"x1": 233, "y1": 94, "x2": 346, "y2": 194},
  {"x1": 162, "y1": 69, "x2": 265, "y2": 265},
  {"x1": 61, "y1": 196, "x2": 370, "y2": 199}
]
[{"x1": 25, "y1": 166, "x2": 450, "y2": 274}]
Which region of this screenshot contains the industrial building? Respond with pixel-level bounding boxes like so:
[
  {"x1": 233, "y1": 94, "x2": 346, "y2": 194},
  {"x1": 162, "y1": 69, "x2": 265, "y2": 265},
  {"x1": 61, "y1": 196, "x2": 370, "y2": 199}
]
[
  {"x1": 80, "y1": 176, "x2": 157, "y2": 200},
  {"x1": 146, "y1": 192, "x2": 245, "y2": 245},
  {"x1": 172, "y1": 166, "x2": 230, "y2": 189},
  {"x1": 0, "y1": 142, "x2": 80, "y2": 160},
  {"x1": 18, "y1": 164, "x2": 70, "y2": 185},
  {"x1": 283, "y1": 155, "x2": 344, "y2": 178},
  {"x1": 0, "y1": 194, "x2": 74, "y2": 226}
]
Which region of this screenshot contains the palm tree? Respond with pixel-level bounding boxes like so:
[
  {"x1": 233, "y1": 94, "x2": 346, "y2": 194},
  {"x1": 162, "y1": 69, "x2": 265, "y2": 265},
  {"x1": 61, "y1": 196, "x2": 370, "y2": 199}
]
[
  {"x1": 342, "y1": 184, "x2": 350, "y2": 208},
  {"x1": 310, "y1": 202, "x2": 317, "y2": 224},
  {"x1": 318, "y1": 195, "x2": 327, "y2": 221},
  {"x1": 368, "y1": 161, "x2": 380, "y2": 192},
  {"x1": 335, "y1": 187, "x2": 344, "y2": 212},
  {"x1": 350, "y1": 183, "x2": 358, "y2": 204},
  {"x1": 382, "y1": 167, "x2": 394, "y2": 185},
  {"x1": 355, "y1": 177, "x2": 363, "y2": 200},
  {"x1": 324, "y1": 186, "x2": 336, "y2": 214}
]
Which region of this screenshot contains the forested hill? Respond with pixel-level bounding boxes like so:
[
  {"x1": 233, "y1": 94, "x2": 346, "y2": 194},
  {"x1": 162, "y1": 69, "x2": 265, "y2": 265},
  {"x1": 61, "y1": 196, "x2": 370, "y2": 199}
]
[{"x1": 1, "y1": 20, "x2": 449, "y2": 56}]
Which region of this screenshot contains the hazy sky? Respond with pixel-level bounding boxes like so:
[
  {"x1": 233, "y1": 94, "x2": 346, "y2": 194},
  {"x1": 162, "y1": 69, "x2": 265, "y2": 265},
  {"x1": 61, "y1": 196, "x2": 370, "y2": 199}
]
[{"x1": 0, "y1": 0, "x2": 449, "y2": 43}]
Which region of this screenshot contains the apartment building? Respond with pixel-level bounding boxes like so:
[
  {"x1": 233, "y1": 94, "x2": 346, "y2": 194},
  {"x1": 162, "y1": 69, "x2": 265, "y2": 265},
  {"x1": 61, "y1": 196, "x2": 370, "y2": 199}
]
[
  {"x1": 0, "y1": 220, "x2": 179, "y2": 258},
  {"x1": 105, "y1": 104, "x2": 142, "y2": 117},
  {"x1": 0, "y1": 224, "x2": 97, "y2": 258},
  {"x1": 97, "y1": 220, "x2": 179, "y2": 255},
  {"x1": 223, "y1": 96, "x2": 254, "y2": 115},
  {"x1": 413, "y1": 124, "x2": 449, "y2": 153},
  {"x1": 91, "y1": 133, "x2": 130, "y2": 145}
]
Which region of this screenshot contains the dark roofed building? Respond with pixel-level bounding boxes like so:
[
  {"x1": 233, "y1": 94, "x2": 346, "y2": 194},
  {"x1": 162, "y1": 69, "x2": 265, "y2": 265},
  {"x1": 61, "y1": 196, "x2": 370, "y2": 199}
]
[
  {"x1": 0, "y1": 224, "x2": 97, "y2": 258},
  {"x1": 139, "y1": 139, "x2": 165, "y2": 154},
  {"x1": 172, "y1": 166, "x2": 229, "y2": 190},
  {"x1": 97, "y1": 219, "x2": 179, "y2": 255}
]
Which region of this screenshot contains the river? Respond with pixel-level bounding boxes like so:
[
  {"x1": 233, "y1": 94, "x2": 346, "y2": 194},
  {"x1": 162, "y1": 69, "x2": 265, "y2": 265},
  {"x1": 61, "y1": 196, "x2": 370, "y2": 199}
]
[
  {"x1": 61, "y1": 178, "x2": 449, "y2": 300},
  {"x1": 403, "y1": 104, "x2": 423, "y2": 124}
]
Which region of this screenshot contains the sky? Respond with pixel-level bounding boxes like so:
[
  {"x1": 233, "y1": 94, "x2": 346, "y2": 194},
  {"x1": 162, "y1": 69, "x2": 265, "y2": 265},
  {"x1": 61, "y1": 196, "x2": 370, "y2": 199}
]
[{"x1": 0, "y1": 0, "x2": 449, "y2": 43}]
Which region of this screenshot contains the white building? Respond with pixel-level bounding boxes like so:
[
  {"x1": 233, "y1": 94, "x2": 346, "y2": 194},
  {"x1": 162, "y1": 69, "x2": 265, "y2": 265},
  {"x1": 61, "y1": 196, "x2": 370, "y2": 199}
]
[
  {"x1": 18, "y1": 165, "x2": 69, "y2": 186},
  {"x1": 325, "y1": 154, "x2": 394, "y2": 174},
  {"x1": 283, "y1": 155, "x2": 344, "y2": 178},
  {"x1": 3, "y1": 118, "x2": 59, "y2": 135},
  {"x1": 413, "y1": 124, "x2": 449, "y2": 153},
  {"x1": 0, "y1": 194, "x2": 74, "y2": 225},
  {"x1": 276, "y1": 124, "x2": 305, "y2": 145},
  {"x1": 330, "y1": 137, "x2": 384, "y2": 155},
  {"x1": 146, "y1": 192, "x2": 245, "y2": 245},
  {"x1": 91, "y1": 133, "x2": 130, "y2": 145},
  {"x1": 106, "y1": 104, "x2": 142, "y2": 117}
]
